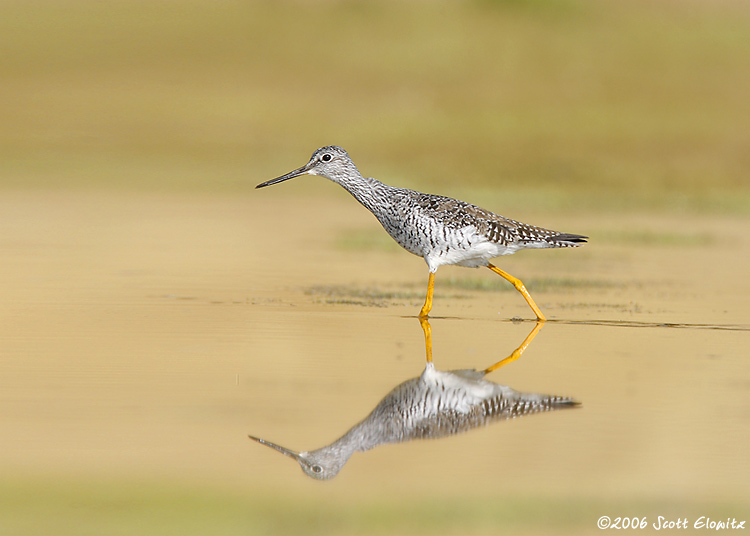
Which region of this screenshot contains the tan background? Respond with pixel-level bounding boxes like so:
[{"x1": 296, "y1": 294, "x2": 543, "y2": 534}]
[{"x1": 1, "y1": 1, "x2": 749, "y2": 534}]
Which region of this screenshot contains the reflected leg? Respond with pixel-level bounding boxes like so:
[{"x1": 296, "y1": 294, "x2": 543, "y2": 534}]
[
  {"x1": 418, "y1": 271, "x2": 436, "y2": 318},
  {"x1": 483, "y1": 321, "x2": 544, "y2": 373},
  {"x1": 487, "y1": 263, "x2": 546, "y2": 321},
  {"x1": 419, "y1": 316, "x2": 433, "y2": 363}
]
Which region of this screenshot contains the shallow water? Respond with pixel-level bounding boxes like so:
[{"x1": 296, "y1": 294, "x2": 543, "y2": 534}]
[{"x1": 1, "y1": 191, "x2": 748, "y2": 532}]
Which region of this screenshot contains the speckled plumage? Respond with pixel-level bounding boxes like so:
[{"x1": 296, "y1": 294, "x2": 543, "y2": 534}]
[
  {"x1": 249, "y1": 362, "x2": 579, "y2": 480},
  {"x1": 257, "y1": 145, "x2": 587, "y2": 318}
]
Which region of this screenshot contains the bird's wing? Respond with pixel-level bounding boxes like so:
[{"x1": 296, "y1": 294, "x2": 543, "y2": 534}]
[
  {"x1": 408, "y1": 192, "x2": 544, "y2": 244},
  {"x1": 408, "y1": 191, "x2": 587, "y2": 247}
]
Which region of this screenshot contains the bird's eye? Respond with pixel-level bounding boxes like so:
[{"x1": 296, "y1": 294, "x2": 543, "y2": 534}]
[
  {"x1": 321, "y1": 154, "x2": 332, "y2": 162},
  {"x1": 311, "y1": 465, "x2": 323, "y2": 473}
]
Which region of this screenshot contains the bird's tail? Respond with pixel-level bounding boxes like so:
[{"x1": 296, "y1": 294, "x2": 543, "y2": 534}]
[
  {"x1": 506, "y1": 393, "x2": 581, "y2": 419},
  {"x1": 545, "y1": 395, "x2": 581, "y2": 409},
  {"x1": 546, "y1": 233, "x2": 588, "y2": 247}
]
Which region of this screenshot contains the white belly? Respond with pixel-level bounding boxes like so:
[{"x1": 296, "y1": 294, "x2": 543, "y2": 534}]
[{"x1": 422, "y1": 226, "x2": 518, "y2": 271}]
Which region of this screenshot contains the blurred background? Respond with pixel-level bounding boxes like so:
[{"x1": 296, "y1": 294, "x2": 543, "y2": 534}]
[
  {"x1": 3, "y1": 0, "x2": 749, "y2": 208},
  {"x1": 1, "y1": 1, "x2": 749, "y2": 535}
]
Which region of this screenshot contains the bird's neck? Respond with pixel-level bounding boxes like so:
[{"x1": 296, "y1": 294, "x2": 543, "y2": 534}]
[
  {"x1": 324, "y1": 414, "x2": 390, "y2": 456},
  {"x1": 327, "y1": 172, "x2": 395, "y2": 215}
]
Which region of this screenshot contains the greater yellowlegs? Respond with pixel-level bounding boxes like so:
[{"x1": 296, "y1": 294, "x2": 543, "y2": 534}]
[
  {"x1": 257, "y1": 146, "x2": 587, "y2": 321},
  {"x1": 249, "y1": 355, "x2": 579, "y2": 480}
]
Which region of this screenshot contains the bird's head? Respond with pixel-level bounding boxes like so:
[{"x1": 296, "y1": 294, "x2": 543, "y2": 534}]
[
  {"x1": 256, "y1": 146, "x2": 358, "y2": 189},
  {"x1": 248, "y1": 435, "x2": 349, "y2": 481}
]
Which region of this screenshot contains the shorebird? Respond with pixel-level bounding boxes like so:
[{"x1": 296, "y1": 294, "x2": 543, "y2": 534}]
[
  {"x1": 256, "y1": 146, "x2": 587, "y2": 321},
  {"x1": 249, "y1": 347, "x2": 579, "y2": 480}
]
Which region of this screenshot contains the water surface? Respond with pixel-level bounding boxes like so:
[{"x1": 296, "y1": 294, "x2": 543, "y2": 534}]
[{"x1": 1, "y1": 191, "x2": 748, "y2": 534}]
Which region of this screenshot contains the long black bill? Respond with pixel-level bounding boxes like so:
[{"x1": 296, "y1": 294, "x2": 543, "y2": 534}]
[
  {"x1": 248, "y1": 435, "x2": 301, "y2": 460},
  {"x1": 255, "y1": 164, "x2": 310, "y2": 189}
]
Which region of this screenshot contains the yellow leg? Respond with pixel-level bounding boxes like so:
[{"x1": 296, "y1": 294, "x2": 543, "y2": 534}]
[
  {"x1": 487, "y1": 263, "x2": 546, "y2": 321},
  {"x1": 418, "y1": 271, "x2": 436, "y2": 318},
  {"x1": 484, "y1": 321, "x2": 544, "y2": 373},
  {"x1": 419, "y1": 316, "x2": 433, "y2": 364}
]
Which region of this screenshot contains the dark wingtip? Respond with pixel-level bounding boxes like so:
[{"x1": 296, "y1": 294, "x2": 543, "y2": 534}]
[
  {"x1": 553, "y1": 233, "x2": 588, "y2": 244},
  {"x1": 555, "y1": 398, "x2": 582, "y2": 408}
]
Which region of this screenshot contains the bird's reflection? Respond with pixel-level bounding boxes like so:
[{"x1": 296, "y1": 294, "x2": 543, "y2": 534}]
[{"x1": 249, "y1": 320, "x2": 579, "y2": 480}]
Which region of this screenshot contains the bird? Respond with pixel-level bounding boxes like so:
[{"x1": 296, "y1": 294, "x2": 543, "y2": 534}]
[
  {"x1": 256, "y1": 145, "x2": 587, "y2": 321},
  {"x1": 249, "y1": 357, "x2": 579, "y2": 480}
]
